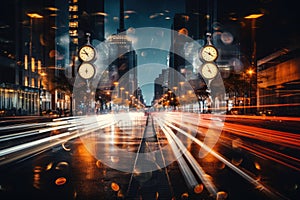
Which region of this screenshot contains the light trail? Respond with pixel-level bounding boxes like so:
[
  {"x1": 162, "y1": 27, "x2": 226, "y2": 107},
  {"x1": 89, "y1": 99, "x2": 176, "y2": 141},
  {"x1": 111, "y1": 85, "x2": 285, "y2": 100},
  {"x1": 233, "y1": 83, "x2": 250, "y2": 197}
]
[
  {"x1": 156, "y1": 118, "x2": 199, "y2": 190},
  {"x1": 0, "y1": 122, "x2": 47, "y2": 131},
  {"x1": 164, "y1": 112, "x2": 300, "y2": 149},
  {"x1": 217, "y1": 132, "x2": 300, "y2": 172},
  {"x1": 0, "y1": 115, "x2": 116, "y2": 166},
  {"x1": 1, "y1": 111, "x2": 298, "y2": 199},
  {"x1": 153, "y1": 115, "x2": 175, "y2": 197},
  {"x1": 0, "y1": 117, "x2": 85, "y2": 142},
  {"x1": 0, "y1": 129, "x2": 41, "y2": 142},
  {"x1": 224, "y1": 114, "x2": 300, "y2": 122},
  {"x1": 121, "y1": 113, "x2": 175, "y2": 197},
  {"x1": 126, "y1": 115, "x2": 151, "y2": 196},
  {"x1": 221, "y1": 122, "x2": 300, "y2": 149},
  {"x1": 242, "y1": 144, "x2": 300, "y2": 171},
  {"x1": 153, "y1": 112, "x2": 287, "y2": 199},
  {"x1": 240, "y1": 142, "x2": 300, "y2": 171},
  {"x1": 0, "y1": 131, "x2": 72, "y2": 157},
  {"x1": 155, "y1": 116, "x2": 218, "y2": 196},
  {"x1": 225, "y1": 103, "x2": 300, "y2": 112}
]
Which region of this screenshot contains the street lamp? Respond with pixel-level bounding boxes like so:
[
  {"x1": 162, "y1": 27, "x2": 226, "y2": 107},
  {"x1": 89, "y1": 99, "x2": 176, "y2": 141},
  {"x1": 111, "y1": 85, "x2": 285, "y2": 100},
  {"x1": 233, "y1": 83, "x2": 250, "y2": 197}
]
[
  {"x1": 27, "y1": 13, "x2": 43, "y2": 58},
  {"x1": 120, "y1": 87, "x2": 124, "y2": 106},
  {"x1": 27, "y1": 13, "x2": 43, "y2": 116},
  {"x1": 120, "y1": 87, "x2": 124, "y2": 98},
  {"x1": 244, "y1": 13, "x2": 264, "y2": 114},
  {"x1": 38, "y1": 71, "x2": 47, "y2": 116},
  {"x1": 242, "y1": 68, "x2": 255, "y2": 114},
  {"x1": 247, "y1": 68, "x2": 254, "y2": 113},
  {"x1": 113, "y1": 81, "x2": 119, "y2": 97}
]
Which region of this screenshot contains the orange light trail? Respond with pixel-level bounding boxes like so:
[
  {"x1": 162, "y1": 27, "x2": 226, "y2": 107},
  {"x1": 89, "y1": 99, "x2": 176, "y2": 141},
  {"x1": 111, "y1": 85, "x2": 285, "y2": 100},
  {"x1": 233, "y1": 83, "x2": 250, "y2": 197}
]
[
  {"x1": 221, "y1": 122, "x2": 300, "y2": 149},
  {"x1": 240, "y1": 142, "x2": 300, "y2": 171},
  {"x1": 153, "y1": 111, "x2": 299, "y2": 199}
]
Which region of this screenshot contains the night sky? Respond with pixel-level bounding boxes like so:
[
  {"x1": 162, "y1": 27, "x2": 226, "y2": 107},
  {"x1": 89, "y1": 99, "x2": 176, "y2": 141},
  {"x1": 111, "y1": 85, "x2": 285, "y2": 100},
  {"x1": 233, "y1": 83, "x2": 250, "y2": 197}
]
[
  {"x1": 104, "y1": 0, "x2": 185, "y2": 37},
  {"x1": 104, "y1": 0, "x2": 299, "y2": 58}
]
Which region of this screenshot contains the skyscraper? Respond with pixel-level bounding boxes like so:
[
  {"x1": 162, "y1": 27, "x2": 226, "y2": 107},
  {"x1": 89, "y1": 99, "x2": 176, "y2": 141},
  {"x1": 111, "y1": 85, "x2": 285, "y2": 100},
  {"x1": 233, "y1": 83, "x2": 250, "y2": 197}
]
[{"x1": 107, "y1": 0, "x2": 137, "y2": 98}]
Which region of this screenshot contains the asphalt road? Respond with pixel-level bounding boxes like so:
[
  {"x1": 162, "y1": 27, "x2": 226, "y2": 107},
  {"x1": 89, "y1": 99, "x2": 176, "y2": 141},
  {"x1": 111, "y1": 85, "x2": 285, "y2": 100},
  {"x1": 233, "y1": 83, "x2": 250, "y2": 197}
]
[{"x1": 0, "y1": 113, "x2": 299, "y2": 200}]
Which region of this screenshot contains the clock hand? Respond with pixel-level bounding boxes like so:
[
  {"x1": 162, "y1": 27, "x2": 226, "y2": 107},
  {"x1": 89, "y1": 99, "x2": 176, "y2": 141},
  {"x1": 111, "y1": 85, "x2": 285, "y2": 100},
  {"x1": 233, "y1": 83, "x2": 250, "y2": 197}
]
[
  {"x1": 204, "y1": 51, "x2": 213, "y2": 56},
  {"x1": 83, "y1": 49, "x2": 89, "y2": 56}
]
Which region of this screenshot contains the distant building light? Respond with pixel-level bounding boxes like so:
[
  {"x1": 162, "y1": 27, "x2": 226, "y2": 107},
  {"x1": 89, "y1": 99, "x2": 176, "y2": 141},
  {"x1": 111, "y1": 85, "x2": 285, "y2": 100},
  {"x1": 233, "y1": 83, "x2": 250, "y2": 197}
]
[
  {"x1": 25, "y1": 76, "x2": 29, "y2": 86},
  {"x1": 45, "y1": 7, "x2": 59, "y2": 12},
  {"x1": 69, "y1": 5, "x2": 78, "y2": 12},
  {"x1": 27, "y1": 13, "x2": 43, "y2": 19},
  {"x1": 244, "y1": 13, "x2": 264, "y2": 19},
  {"x1": 24, "y1": 55, "x2": 28, "y2": 70},
  {"x1": 31, "y1": 57, "x2": 35, "y2": 72},
  {"x1": 92, "y1": 12, "x2": 108, "y2": 16}
]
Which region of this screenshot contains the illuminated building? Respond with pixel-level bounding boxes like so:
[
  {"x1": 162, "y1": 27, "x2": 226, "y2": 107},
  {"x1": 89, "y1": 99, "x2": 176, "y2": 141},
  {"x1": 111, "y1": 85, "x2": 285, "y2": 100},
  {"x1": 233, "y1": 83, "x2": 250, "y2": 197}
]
[
  {"x1": 0, "y1": 1, "x2": 53, "y2": 115},
  {"x1": 257, "y1": 48, "x2": 300, "y2": 116},
  {"x1": 106, "y1": 0, "x2": 138, "y2": 103}
]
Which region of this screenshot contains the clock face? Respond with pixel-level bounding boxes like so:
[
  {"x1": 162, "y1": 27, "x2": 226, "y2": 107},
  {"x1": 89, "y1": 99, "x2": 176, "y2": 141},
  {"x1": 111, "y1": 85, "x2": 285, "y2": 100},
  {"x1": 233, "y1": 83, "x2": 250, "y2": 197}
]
[
  {"x1": 78, "y1": 63, "x2": 95, "y2": 79},
  {"x1": 79, "y1": 45, "x2": 96, "y2": 62},
  {"x1": 200, "y1": 45, "x2": 218, "y2": 62},
  {"x1": 201, "y1": 62, "x2": 218, "y2": 79}
]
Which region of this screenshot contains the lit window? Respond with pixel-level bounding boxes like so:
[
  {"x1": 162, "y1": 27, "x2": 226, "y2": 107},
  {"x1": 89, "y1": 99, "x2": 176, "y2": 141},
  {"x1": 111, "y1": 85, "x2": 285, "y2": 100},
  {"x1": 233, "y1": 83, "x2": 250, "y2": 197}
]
[
  {"x1": 38, "y1": 60, "x2": 42, "y2": 71},
  {"x1": 31, "y1": 78, "x2": 35, "y2": 87},
  {"x1": 69, "y1": 29, "x2": 78, "y2": 37},
  {"x1": 69, "y1": 14, "x2": 78, "y2": 19},
  {"x1": 31, "y1": 57, "x2": 35, "y2": 72},
  {"x1": 69, "y1": 5, "x2": 78, "y2": 12},
  {"x1": 72, "y1": 38, "x2": 78, "y2": 44},
  {"x1": 69, "y1": 21, "x2": 78, "y2": 28},
  {"x1": 24, "y1": 76, "x2": 28, "y2": 86},
  {"x1": 24, "y1": 55, "x2": 28, "y2": 70}
]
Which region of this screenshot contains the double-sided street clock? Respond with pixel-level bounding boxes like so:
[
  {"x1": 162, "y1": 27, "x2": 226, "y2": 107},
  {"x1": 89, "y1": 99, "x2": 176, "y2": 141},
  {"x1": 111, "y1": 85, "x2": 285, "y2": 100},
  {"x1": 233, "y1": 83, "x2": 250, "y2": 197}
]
[
  {"x1": 199, "y1": 33, "x2": 219, "y2": 80},
  {"x1": 78, "y1": 33, "x2": 97, "y2": 80},
  {"x1": 199, "y1": 32, "x2": 219, "y2": 62}
]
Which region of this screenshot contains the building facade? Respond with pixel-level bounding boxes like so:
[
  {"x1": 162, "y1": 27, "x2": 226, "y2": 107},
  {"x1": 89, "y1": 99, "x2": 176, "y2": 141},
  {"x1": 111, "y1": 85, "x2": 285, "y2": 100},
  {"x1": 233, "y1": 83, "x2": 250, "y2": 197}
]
[{"x1": 258, "y1": 48, "x2": 300, "y2": 116}]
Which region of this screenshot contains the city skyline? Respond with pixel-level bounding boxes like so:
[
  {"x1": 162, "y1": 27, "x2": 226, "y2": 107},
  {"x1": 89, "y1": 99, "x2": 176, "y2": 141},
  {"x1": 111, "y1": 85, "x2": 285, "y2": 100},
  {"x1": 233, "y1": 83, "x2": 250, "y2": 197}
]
[
  {"x1": 104, "y1": 0, "x2": 185, "y2": 104},
  {"x1": 0, "y1": 0, "x2": 299, "y2": 114}
]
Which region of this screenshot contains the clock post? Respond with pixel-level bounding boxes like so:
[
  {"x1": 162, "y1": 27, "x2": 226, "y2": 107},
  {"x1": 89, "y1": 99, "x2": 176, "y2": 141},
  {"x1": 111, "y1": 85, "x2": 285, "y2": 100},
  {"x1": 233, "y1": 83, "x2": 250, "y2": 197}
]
[
  {"x1": 78, "y1": 33, "x2": 97, "y2": 82},
  {"x1": 198, "y1": 33, "x2": 220, "y2": 113},
  {"x1": 77, "y1": 33, "x2": 97, "y2": 114},
  {"x1": 199, "y1": 33, "x2": 219, "y2": 80}
]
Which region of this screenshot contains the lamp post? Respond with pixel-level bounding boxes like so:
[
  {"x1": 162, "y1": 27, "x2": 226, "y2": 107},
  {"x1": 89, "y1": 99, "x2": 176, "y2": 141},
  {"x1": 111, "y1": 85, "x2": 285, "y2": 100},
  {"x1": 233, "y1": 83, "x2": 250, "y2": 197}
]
[
  {"x1": 39, "y1": 85, "x2": 43, "y2": 116},
  {"x1": 27, "y1": 13, "x2": 43, "y2": 116},
  {"x1": 120, "y1": 87, "x2": 124, "y2": 99},
  {"x1": 120, "y1": 87, "x2": 124, "y2": 106},
  {"x1": 246, "y1": 68, "x2": 254, "y2": 113},
  {"x1": 113, "y1": 81, "x2": 119, "y2": 98},
  {"x1": 27, "y1": 13, "x2": 43, "y2": 58},
  {"x1": 244, "y1": 13, "x2": 264, "y2": 114}
]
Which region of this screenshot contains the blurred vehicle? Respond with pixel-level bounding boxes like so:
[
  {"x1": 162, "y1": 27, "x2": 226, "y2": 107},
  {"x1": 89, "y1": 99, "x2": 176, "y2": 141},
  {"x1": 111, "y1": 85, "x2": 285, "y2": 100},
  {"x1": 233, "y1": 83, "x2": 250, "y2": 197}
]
[
  {"x1": 43, "y1": 109, "x2": 59, "y2": 117},
  {"x1": 257, "y1": 109, "x2": 274, "y2": 116}
]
